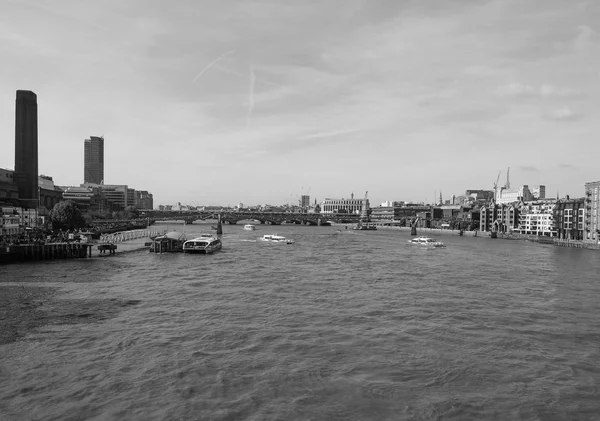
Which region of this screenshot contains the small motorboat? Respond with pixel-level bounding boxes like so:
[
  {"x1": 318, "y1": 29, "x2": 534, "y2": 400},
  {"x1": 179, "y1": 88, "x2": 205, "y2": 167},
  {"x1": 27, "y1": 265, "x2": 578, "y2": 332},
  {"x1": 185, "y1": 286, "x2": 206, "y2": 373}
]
[
  {"x1": 408, "y1": 236, "x2": 446, "y2": 248},
  {"x1": 244, "y1": 224, "x2": 256, "y2": 231},
  {"x1": 259, "y1": 234, "x2": 294, "y2": 244}
]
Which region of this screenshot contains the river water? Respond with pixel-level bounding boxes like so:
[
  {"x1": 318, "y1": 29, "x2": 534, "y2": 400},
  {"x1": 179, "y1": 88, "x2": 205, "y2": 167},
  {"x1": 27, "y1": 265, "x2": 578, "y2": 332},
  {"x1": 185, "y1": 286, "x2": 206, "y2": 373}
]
[{"x1": 1, "y1": 223, "x2": 599, "y2": 420}]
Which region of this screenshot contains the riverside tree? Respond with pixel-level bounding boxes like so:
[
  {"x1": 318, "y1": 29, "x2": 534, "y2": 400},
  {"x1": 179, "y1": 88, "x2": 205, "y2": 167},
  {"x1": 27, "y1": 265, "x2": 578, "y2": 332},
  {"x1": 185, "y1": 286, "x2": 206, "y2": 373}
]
[
  {"x1": 124, "y1": 205, "x2": 139, "y2": 219},
  {"x1": 49, "y1": 200, "x2": 86, "y2": 230}
]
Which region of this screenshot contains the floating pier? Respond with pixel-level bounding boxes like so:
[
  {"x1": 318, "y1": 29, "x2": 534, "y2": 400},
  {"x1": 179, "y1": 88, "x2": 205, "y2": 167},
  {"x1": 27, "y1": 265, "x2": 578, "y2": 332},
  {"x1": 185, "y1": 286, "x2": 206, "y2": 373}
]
[{"x1": 0, "y1": 243, "x2": 94, "y2": 263}]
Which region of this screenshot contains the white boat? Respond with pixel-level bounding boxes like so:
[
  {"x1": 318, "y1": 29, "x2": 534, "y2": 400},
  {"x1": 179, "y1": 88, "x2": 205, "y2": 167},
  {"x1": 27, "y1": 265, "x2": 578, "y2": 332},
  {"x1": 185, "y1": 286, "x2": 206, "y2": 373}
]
[
  {"x1": 183, "y1": 234, "x2": 222, "y2": 254},
  {"x1": 259, "y1": 234, "x2": 294, "y2": 244},
  {"x1": 244, "y1": 224, "x2": 255, "y2": 231},
  {"x1": 408, "y1": 236, "x2": 446, "y2": 248}
]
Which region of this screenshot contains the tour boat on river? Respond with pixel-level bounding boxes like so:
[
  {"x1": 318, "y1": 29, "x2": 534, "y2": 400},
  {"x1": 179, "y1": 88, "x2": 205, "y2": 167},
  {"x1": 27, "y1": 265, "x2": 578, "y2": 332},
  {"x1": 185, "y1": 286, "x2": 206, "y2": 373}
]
[
  {"x1": 408, "y1": 236, "x2": 446, "y2": 248},
  {"x1": 259, "y1": 234, "x2": 294, "y2": 244},
  {"x1": 183, "y1": 234, "x2": 222, "y2": 254},
  {"x1": 353, "y1": 222, "x2": 377, "y2": 231},
  {"x1": 244, "y1": 224, "x2": 256, "y2": 231}
]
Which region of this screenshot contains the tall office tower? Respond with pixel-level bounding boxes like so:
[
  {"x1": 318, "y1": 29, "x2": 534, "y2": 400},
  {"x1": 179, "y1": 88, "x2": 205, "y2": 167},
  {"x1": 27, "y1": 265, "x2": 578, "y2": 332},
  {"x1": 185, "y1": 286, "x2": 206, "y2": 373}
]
[
  {"x1": 14, "y1": 90, "x2": 39, "y2": 209},
  {"x1": 84, "y1": 136, "x2": 104, "y2": 184},
  {"x1": 301, "y1": 195, "x2": 310, "y2": 208}
]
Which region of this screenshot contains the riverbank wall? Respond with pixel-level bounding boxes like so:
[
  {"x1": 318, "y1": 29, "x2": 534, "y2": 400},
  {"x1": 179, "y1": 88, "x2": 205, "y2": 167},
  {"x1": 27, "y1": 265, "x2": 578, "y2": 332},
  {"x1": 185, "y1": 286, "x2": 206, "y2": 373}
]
[
  {"x1": 0, "y1": 229, "x2": 166, "y2": 264},
  {"x1": 0, "y1": 243, "x2": 94, "y2": 264},
  {"x1": 375, "y1": 225, "x2": 600, "y2": 249}
]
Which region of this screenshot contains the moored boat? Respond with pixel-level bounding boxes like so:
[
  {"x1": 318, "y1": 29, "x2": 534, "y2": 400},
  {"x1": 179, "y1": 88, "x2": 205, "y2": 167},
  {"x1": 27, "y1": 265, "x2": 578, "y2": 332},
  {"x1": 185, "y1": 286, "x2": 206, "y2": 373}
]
[
  {"x1": 353, "y1": 222, "x2": 377, "y2": 231},
  {"x1": 149, "y1": 231, "x2": 187, "y2": 253},
  {"x1": 183, "y1": 234, "x2": 222, "y2": 254},
  {"x1": 408, "y1": 236, "x2": 446, "y2": 248},
  {"x1": 259, "y1": 234, "x2": 294, "y2": 244}
]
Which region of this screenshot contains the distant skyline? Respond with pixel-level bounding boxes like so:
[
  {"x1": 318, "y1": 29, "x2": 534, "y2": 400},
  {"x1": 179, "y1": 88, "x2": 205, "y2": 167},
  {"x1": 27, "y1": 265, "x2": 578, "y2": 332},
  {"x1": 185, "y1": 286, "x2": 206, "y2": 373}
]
[{"x1": 1, "y1": 0, "x2": 599, "y2": 206}]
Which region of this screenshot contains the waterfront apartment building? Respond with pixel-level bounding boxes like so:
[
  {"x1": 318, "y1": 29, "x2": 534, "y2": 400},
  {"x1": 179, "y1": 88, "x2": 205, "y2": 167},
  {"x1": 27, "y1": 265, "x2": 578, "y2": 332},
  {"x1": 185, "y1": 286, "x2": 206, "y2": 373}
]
[
  {"x1": 554, "y1": 196, "x2": 585, "y2": 240},
  {"x1": 320, "y1": 195, "x2": 367, "y2": 214},
  {"x1": 84, "y1": 136, "x2": 104, "y2": 184},
  {"x1": 480, "y1": 201, "x2": 521, "y2": 233},
  {"x1": 584, "y1": 181, "x2": 600, "y2": 243},
  {"x1": 516, "y1": 199, "x2": 557, "y2": 236}
]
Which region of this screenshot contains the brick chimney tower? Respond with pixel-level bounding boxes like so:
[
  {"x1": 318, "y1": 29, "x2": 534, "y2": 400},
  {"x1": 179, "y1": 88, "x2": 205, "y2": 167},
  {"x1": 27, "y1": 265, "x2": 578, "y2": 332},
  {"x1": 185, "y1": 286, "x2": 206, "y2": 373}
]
[{"x1": 14, "y1": 90, "x2": 39, "y2": 209}]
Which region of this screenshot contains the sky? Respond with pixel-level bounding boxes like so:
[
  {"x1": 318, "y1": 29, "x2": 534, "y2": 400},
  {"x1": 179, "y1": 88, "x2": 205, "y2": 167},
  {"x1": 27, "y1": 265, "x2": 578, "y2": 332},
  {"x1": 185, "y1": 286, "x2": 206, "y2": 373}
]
[{"x1": 1, "y1": 0, "x2": 599, "y2": 207}]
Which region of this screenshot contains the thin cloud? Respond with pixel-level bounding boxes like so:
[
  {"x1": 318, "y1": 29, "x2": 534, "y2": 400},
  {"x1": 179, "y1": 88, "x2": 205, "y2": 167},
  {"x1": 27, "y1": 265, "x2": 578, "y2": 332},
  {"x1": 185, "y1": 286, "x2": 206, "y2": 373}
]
[
  {"x1": 24, "y1": 0, "x2": 109, "y2": 31},
  {"x1": 574, "y1": 25, "x2": 598, "y2": 51},
  {"x1": 298, "y1": 128, "x2": 361, "y2": 140},
  {"x1": 551, "y1": 107, "x2": 581, "y2": 120},
  {"x1": 517, "y1": 165, "x2": 539, "y2": 172},
  {"x1": 192, "y1": 50, "x2": 235, "y2": 82},
  {"x1": 247, "y1": 65, "x2": 256, "y2": 124},
  {"x1": 540, "y1": 84, "x2": 579, "y2": 97},
  {"x1": 495, "y1": 83, "x2": 536, "y2": 97}
]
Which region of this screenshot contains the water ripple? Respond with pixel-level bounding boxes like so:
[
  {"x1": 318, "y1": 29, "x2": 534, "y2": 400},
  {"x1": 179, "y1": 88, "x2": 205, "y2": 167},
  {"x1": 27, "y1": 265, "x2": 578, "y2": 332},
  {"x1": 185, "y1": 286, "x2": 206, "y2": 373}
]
[{"x1": 1, "y1": 225, "x2": 600, "y2": 420}]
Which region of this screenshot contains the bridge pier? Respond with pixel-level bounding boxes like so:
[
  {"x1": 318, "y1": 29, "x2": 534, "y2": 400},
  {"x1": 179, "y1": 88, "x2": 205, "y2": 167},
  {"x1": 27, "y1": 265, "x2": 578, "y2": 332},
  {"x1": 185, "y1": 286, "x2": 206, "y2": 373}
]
[{"x1": 216, "y1": 215, "x2": 223, "y2": 235}]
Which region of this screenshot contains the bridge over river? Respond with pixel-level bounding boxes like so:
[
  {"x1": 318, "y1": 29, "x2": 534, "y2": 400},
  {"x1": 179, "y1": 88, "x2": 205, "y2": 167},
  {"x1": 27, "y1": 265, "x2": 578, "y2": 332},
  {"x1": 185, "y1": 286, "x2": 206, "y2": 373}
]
[{"x1": 142, "y1": 210, "x2": 360, "y2": 226}]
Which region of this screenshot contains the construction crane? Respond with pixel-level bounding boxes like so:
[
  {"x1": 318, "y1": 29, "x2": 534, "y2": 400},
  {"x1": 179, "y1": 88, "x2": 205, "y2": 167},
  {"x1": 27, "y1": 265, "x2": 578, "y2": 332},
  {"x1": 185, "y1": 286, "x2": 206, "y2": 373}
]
[{"x1": 493, "y1": 171, "x2": 501, "y2": 202}]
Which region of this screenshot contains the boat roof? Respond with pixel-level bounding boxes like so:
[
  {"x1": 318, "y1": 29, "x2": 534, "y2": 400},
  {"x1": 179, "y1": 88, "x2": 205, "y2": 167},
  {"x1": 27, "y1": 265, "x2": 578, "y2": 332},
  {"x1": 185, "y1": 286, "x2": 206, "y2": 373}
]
[
  {"x1": 155, "y1": 231, "x2": 185, "y2": 240},
  {"x1": 186, "y1": 235, "x2": 218, "y2": 241}
]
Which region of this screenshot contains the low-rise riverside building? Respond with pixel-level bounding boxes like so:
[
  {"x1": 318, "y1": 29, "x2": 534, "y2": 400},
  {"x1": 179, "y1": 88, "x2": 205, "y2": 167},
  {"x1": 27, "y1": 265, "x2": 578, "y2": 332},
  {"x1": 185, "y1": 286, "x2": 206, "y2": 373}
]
[
  {"x1": 395, "y1": 204, "x2": 431, "y2": 220},
  {"x1": 63, "y1": 186, "x2": 111, "y2": 212},
  {"x1": 584, "y1": 181, "x2": 600, "y2": 243},
  {"x1": 479, "y1": 201, "x2": 521, "y2": 233},
  {"x1": 496, "y1": 185, "x2": 534, "y2": 205},
  {"x1": 1, "y1": 168, "x2": 63, "y2": 211},
  {"x1": 554, "y1": 196, "x2": 585, "y2": 240},
  {"x1": 38, "y1": 175, "x2": 63, "y2": 213},
  {"x1": 465, "y1": 189, "x2": 495, "y2": 201},
  {"x1": 320, "y1": 195, "x2": 366, "y2": 215},
  {"x1": 0, "y1": 168, "x2": 19, "y2": 206},
  {"x1": 135, "y1": 190, "x2": 154, "y2": 210},
  {"x1": 81, "y1": 183, "x2": 129, "y2": 210},
  {"x1": 370, "y1": 206, "x2": 395, "y2": 221},
  {"x1": 1, "y1": 207, "x2": 21, "y2": 236}
]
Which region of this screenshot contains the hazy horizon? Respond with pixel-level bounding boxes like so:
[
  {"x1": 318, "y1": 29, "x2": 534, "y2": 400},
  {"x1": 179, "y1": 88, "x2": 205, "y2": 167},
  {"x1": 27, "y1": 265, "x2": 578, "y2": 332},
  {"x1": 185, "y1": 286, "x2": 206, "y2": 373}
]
[{"x1": 2, "y1": 0, "x2": 599, "y2": 206}]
